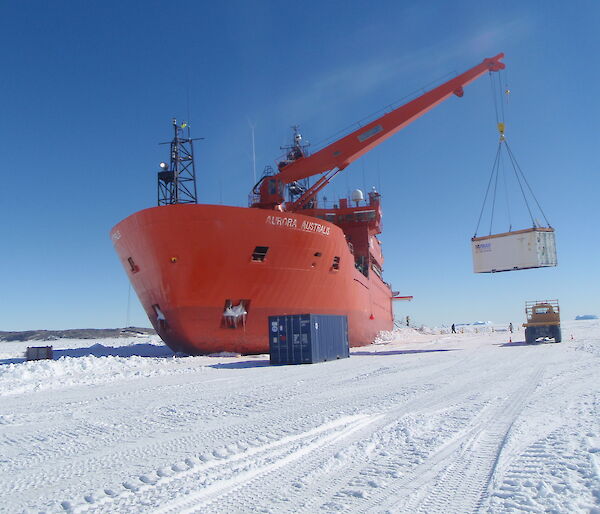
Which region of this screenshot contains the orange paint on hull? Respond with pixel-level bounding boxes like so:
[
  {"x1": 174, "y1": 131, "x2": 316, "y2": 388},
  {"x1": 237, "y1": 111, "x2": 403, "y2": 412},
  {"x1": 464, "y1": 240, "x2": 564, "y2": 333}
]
[{"x1": 111, "y1": 204, "x2": 393, "y2": 354}]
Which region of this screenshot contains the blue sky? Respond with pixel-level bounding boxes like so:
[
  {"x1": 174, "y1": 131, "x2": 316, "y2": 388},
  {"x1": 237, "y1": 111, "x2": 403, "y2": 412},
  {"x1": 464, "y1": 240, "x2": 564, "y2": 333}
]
[{"x1": 1, "y1": 1, "x2": 598, "y2": 330}]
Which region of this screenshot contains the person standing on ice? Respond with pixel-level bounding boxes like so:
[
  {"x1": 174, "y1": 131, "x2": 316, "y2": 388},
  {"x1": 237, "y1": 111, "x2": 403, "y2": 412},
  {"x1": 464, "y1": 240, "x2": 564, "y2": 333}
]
[
  {"x1": 451, "y1": 323, "x2": 456, "y2": 333},
  {"x1": 509, "y1": 322, "x2": 513, "y2": 333}
]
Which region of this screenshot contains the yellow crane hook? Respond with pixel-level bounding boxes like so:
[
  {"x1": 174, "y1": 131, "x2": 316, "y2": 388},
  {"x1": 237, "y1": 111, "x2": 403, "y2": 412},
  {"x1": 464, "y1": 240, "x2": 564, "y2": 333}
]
[{"x1": 497, "y1": 122, "x2": 506, "y2": 141}]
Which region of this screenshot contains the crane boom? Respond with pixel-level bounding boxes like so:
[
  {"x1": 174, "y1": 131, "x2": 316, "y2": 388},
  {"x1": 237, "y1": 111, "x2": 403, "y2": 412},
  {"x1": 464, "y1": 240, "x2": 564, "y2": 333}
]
[{"x1": 255, "y1": 53, "x2": 505, "y2": 209}]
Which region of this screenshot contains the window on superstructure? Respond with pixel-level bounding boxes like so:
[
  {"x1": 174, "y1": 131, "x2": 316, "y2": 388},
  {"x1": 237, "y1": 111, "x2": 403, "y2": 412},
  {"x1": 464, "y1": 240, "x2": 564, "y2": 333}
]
[
  {"x1": 251, "y1": 246, "x2": 269, "y2": 262},
  {"x1": 371, "y1": 262, "x2": 383, "y2": 279}
]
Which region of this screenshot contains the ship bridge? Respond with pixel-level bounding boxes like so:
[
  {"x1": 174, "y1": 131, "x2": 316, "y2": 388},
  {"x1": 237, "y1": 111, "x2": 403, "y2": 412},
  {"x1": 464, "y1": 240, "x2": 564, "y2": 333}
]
[{"x1": 300, "y1": 190, "x2": 383, "y2": 279}]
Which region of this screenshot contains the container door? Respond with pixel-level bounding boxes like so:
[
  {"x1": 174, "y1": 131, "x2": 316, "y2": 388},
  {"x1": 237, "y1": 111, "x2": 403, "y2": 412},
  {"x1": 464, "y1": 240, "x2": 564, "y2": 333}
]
[
  {"x1": 296, "y1": 315, "x2": 312, "y2": 363},
  {"x1": 268, "y1": 316, "x2": 283, "y2": 364},
  {"x1": 537, "y1": 231, "x2": 557, "y2": 266}
]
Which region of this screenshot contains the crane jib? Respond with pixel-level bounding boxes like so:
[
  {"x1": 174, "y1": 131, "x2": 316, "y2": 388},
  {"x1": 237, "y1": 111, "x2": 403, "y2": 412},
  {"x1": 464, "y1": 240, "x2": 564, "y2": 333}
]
[{"x1": 255, "y1": 53, "x2": 505, "y2": 210}]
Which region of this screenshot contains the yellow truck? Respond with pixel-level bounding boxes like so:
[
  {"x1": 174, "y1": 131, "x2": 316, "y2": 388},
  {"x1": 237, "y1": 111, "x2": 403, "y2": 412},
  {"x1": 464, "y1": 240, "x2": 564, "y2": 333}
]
[{"x1": 523, "y1": 300, "x2": 561, "y2": 344}]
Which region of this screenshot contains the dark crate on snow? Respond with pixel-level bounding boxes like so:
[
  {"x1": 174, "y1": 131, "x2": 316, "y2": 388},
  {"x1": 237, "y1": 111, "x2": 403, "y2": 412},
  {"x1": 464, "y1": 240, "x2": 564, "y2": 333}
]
[
  {"x1": 268, "y1": 314, "x2": 349, "y2": 365},
  {"x1": 26, "y1": 346, "x2": 53, "y2": 361}
]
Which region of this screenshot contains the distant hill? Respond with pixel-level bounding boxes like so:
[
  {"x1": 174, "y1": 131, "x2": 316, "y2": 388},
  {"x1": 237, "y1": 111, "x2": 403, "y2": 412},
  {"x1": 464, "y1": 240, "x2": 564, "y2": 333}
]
[
  {"x1": 0, "y1": 327, "x2": 156, "y2": 342},
  {"x1": 575, "y1": 315, "x2": 599, "y2": 320}
]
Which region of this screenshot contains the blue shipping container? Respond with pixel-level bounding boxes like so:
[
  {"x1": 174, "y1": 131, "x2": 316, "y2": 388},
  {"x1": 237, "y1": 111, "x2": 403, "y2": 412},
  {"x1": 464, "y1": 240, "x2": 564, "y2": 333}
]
[{"x1": 268, "y1": 314, "x2": 350, "y2": 365}]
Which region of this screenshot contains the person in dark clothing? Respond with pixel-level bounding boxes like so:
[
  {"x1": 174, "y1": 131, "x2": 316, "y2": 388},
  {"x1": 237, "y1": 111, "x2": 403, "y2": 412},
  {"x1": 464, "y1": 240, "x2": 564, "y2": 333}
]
[
  {"x1": 451, "y1": 323, "x2": 456, "y2": 333},
  {"x1": 509, "y1": 322, "x2": 513, "y2": 333}
]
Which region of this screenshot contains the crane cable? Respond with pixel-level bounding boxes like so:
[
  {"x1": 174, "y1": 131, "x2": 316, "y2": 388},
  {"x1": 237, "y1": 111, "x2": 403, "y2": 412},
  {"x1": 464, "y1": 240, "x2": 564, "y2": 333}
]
[
  {"x1": 490, "y1": 71, "x2": 510, "y2": 235},
  {"x1": 474, "y1": 141, "x2": 501, "y2": 237},
  {"x1": 501, "y1": 139, "x2": 512, "y2": 232},
  {"x1": 505, "y1": 140, "x2": 552, "y2": 227},
  {"x1": 489, "y1": 138, "x2": 502, "y2": 235},
  {"x1": 489, "y1": 71, "x2": 502, "y2": 128},
  {"x1": 496, "y1": 71, "x2": 512, "y2": 231},
  {"x1": 474, "y1": 70, "x2": 551, "y2": 237},
  {"x1": 474, "y1": 72, "x2": 506, "y2": 236}
]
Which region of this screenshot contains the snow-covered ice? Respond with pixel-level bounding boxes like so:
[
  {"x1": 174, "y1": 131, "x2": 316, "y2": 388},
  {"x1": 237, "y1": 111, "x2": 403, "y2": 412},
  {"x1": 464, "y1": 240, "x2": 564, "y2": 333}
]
[{"x1": 0, "y1": 321, "x2": 599, "y2": 512}]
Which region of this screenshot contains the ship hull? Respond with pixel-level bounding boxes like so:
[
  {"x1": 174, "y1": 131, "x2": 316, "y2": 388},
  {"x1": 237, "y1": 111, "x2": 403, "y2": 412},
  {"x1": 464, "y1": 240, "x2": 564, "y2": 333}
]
[{"x1": 111, "y1": 204, "x2": 393, "y2": 354}]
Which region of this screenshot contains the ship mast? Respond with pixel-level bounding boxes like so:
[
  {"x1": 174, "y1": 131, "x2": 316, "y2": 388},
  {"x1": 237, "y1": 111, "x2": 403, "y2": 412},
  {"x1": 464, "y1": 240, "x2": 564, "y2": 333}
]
[{"x1": 157, "y1": 118, "x2": 203, "y2": 205}]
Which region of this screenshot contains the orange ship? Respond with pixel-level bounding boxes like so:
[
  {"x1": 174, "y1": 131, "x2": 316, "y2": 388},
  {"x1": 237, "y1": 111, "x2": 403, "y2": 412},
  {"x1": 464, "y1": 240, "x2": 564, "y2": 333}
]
[{"x1": 111, "y1": 54, "x2": 505, "y2": 354}]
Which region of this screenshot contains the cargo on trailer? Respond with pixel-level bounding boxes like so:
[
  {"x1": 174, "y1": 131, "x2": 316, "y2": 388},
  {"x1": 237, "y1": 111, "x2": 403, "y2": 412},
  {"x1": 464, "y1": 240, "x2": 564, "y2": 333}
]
[
  {"x1": 471, "y1": 227, "x2": 556, "y2": 273},
  {"x1": 269, "y1": 314, "x2": 349, "y2": 365}
]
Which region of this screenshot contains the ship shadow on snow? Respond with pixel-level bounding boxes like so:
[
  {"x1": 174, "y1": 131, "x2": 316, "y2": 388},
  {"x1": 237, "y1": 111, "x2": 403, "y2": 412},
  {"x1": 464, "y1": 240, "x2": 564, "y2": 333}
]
[
  {"x1": 0, "y1": 347, "x2": 461, "y2": 367},
  {"x1": 208, "y1": 349, "x2": 461, "y2": 367},
  {"x1": 208, "y1": 359, "x2": 270, "y2": 369},
  {"x1": 0, "y1": 357, "x2": 25, "y2": 365},
  {"x1": 53, "y1": 343, "x2": 176, "y2": 359},
  {"x1": 0, "y1": 343, "x2": 176, "y2": 365},
  {"x1": 352, "y1": 348, "x2": 460, "y2": 356}
]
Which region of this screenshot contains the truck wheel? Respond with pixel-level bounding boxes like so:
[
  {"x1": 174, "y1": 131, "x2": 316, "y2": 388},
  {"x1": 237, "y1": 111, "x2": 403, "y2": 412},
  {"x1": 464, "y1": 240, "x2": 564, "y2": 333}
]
[
  {"x1": 525, "y1": 327, "x2": 535, "y2": 344},
  {"x1": 553, "y1": 326, "x2": 562, "y2": 343}
]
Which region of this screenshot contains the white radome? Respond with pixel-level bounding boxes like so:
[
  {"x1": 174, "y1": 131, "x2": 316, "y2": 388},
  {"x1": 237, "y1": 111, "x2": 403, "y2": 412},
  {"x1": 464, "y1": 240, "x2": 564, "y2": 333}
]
[{"x1": 351, "y1": 189, "x2": 364, "y2": 204}]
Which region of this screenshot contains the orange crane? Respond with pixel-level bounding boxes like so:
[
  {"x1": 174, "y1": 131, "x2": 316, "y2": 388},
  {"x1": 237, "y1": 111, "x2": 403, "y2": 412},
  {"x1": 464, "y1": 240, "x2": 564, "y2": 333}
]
[{"x1": 253, "y1": 53, "x2": 505, "y2": 210}]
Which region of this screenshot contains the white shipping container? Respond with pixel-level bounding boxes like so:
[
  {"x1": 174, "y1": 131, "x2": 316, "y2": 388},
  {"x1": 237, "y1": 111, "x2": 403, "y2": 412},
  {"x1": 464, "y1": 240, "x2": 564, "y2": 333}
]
[{"x1": 471, "y1": 227, "x2": 557, "y2": 273}]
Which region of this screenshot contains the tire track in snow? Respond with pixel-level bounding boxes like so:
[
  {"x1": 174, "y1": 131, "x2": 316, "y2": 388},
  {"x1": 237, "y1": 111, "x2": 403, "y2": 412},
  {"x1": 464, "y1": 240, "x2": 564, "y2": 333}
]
[
  {"x1": 9, "y1": 373, "x2": 391, "y2": 509},
  {"x1": 3, "y1": 338, "x2": 511, "y2": 512},
  {"x1": 0, "y1": 370, "x2": 339, "y2": 485},
  {"x1": 270, "y1": 353, "x2": 542, "y2": 513},
  {"x1": 51, "y1": 350, "x2": 481, "y2": 513},
  {"x1": 484, "y1": 360, "x2": 599, "y2": 486},
  {"x1": 483, "y1": 360, "x2": 600, "y2": 512},
  {"x1": 173, "y1": 350, "x2": 517, "y2": 513},
  {"x1": 0, "y1": 376, "x2": 232, "y2": 472},
  {"x1": 1, "y1": 376, "x2": 343, "y2": 507},
  {"x1": 0, "y1": 354, "x2": 438, "y2": 476},
  {"x1": 66, "y1": 415, "x2": 380, "y2": 513},
  {"x1": 265, "y1": 349, "x2": 526, "y2": 510},
  {"x1": 367, "y1": 365, "x2": 546, "y2": 513},
  {"x1": 486, "y1": 413, "x2": 600, "y2": 512},
  {"x1": 1, "y1": 408, "x2": 325, "y2": 501}
]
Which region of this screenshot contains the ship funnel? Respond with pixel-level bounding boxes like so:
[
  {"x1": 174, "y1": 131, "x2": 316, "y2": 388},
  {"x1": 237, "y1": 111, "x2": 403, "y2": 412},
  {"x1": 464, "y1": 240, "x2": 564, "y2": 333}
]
[{"x1": 351, "y1": 189, "x2": 364, "y2": 206}]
